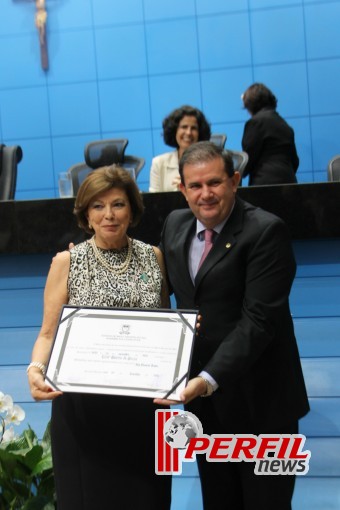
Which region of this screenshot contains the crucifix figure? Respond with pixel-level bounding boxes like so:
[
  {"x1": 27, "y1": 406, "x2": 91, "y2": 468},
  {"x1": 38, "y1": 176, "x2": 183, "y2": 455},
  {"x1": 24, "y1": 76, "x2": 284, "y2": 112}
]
[{"x1": 35, "y1": 0, "x2": 48, "y2": 70}]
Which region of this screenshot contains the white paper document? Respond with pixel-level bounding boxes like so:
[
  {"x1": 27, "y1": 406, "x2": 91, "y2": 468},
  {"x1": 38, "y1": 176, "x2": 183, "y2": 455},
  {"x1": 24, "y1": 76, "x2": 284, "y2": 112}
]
[{"x1": 46, "y1": 306, "x2": 197, "y2": 400}]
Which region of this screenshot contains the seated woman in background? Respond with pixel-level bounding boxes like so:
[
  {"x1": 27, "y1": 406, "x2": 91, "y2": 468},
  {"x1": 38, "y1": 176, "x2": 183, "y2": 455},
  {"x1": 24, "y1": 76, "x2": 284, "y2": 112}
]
[
  {"x1": 241, "y1": 83, "x2": 299, "y2": 185},
  {"x1": 149, "y1": 105, "x2": 211, "y2": 192},
  {"x1": 27, "y1": 166, "x2": 171, "y2": 510}
]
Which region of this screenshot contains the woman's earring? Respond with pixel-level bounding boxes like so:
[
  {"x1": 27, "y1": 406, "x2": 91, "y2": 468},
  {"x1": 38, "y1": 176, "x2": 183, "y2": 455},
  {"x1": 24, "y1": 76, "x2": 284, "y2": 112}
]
[{"x1": 88, "y1": 223, "x2": 92, "y2": 230}]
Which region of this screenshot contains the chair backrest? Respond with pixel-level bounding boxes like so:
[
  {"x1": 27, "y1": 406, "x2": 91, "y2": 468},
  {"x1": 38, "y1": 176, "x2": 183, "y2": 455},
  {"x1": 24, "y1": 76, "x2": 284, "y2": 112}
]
[
  {"x1": 227, "y1": 149, "x2": 249, "y2": 178},
  {"x1": 121, "y1": 155, "x2": 145, "y2": 180},
  {"x1": 84, "y1": 138, "x2": 129, "y2": 169},
  {"x1": 67, "y1": 162, "x2": 93, "y2": 196},
  {"x1": 327, "y1": 155, "x2": 340, "y2": 181},
  {"x1": 210, "y1": 133, "x2": 227, "y2": 148},
  {"x1": 67, "y1": 155, "x2": 145, "y2": 195},
  {"x1": 0, "y1": 145, "x2": 23, "y2": 200}
]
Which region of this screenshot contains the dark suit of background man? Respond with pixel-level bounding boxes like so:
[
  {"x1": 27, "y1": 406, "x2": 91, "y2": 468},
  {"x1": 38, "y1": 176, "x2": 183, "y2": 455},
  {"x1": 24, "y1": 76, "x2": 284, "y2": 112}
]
[{"x1": 155, "y1": 141, "x2": 309, "y2": 510}]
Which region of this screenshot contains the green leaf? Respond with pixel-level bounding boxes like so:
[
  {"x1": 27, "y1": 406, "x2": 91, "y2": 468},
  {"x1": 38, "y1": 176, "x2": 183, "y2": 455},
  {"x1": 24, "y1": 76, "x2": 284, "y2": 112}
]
[
  {"x1": 41, "y1": 421, "x2": 51, "y2": 447},
  {"x1": 0, "y1": 419, "x2": 55, "y2": 509},
  {"x1": 22, "y1": 495, "x2": 56, "y2": 510},
  {"x1": 32, "y1": 455, "x2": 53, "y2": 476},
  {"x1": 0, "y1": 449, "x2": 33, "y2": 481}
]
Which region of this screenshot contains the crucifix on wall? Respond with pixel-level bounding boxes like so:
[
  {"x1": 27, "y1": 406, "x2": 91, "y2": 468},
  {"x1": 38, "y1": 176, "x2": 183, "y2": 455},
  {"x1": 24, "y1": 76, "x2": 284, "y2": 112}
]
[
  {"x1": 35, "y1": 0, "x2": 48, "y2": 70},
  {"x1": 15, "y1": 0, "x2": 49, "y2": 70}
]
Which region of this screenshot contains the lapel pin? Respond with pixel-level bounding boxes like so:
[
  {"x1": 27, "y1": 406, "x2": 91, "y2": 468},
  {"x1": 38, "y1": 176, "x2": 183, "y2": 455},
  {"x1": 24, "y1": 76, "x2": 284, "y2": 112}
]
[
  {"x1": 226, "y1": 243, "x2": 231, "y2": 249},
  {"x1": 140, "y1": 272, "x2": 149, "y2": 283}
]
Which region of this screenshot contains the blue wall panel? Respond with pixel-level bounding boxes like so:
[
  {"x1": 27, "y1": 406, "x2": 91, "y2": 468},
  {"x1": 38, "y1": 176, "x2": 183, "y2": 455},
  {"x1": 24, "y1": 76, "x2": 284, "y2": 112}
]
[
  {"x1": 47, "y1": 30, "x2": 97, "y2": 85},
  {"x1": 301, "y1": 398, "x2": 340, "y2": 436},
  {"x1": 0, "y1": 327, "x2": 39, "y2": 364},
  {"x1": 49, "y1": 82, "x2": 101, "y2": 137},
  {"x1": 146, "y1": 19, "x2": 199, "y2": 75},
  {"x1": 311, "y1": 115, "x2": 340, "y2": 172},
  {"x1": 0, "y1": 288, "x2": 44, "y2": 328},
  {"x1": 16, "y1": 138, "x2": 55, "y2": 193},
  {"x1": 201, "y1": 68, "x2": 252, "y2": 124},
  {"x1": 0, "y1": 87, "x2": 50, "y2": 140},
  {"x1": 196, "y1": 0, "x2": 248, "y2": 15},
  {"x1": 293, "y1": 478, "x2": 340, "y2": 510},
  {"x1": 0, "y1": 34, "x2": 43, "y2": 89},
  {"x1": 144, "y1": 0, "x2": 196, "y2": 20},
  {"x1": 197, "y1": 13, "x2": 252, "y2": 69},
  {"x1": 295, "y1": 317, "x2": 340, "y2": 357},
  {"x1": 250, "y1": 6, "x2": 306, "y2": 65},
  {"x1": 96, "y1": 25, "x2": 148, "y2": 80},
  {"x1": 1, "y1": 0, "x2": 339, "y2": 195},
  {"x1": 92, "y1": 0, "x2": 144, "y2": 25},
  {"x1": 48, "y1": 0, "x2": 92, "y2": 30},
  {"x1": 305, "y1": 2, "x2": 340, "y2": 59},
  {"x1": 308, "y1": 58, "x2": 340, "y2": 116}
]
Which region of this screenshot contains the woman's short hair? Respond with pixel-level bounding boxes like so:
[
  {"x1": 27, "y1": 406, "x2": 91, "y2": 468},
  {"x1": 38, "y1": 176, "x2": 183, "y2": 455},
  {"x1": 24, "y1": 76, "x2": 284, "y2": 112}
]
[
  {"x1": 162, "y1": 105, "x2": 211, "y2": 148},
  {"x1": 242, "y1": 83, "x2": 278, "y2": 115},
  {"x1": 74, "y1": 165, "x2": 144, "y2": 234},
  {"x1": 179, "y1": 141, "x2": 235, "y2": 184}
]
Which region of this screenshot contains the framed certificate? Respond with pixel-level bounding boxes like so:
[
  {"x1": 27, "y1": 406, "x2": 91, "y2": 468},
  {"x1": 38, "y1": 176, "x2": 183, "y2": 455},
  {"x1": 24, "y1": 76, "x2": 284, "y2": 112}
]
[{"x1": 45, "y1": 305, "x2": 197, "y2": 400}]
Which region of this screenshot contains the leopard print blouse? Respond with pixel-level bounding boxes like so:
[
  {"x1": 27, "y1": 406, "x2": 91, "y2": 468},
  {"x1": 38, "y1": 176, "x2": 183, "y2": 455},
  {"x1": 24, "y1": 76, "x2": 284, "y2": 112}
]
[{"x1": 67, "y1": 239, "x2": 163, "y2": 309}]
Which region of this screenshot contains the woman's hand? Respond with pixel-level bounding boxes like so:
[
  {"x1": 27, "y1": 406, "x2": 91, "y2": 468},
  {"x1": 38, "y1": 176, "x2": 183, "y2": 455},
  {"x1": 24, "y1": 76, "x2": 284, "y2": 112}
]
[{"x1": 28, "y1": 368, "x2": 62, "y2": 401}]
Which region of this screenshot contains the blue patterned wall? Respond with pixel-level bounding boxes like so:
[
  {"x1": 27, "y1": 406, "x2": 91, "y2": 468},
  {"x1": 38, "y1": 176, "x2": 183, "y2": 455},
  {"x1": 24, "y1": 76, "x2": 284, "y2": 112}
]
[{"x1": 0, "y1": 0, "x2": 339, "y2": 196}]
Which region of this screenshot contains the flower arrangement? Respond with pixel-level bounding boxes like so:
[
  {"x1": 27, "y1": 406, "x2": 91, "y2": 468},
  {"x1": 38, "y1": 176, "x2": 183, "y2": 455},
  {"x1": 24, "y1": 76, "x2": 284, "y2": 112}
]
[{"x1": 0, "y1": 391, "x2": 56, "y2": 509}]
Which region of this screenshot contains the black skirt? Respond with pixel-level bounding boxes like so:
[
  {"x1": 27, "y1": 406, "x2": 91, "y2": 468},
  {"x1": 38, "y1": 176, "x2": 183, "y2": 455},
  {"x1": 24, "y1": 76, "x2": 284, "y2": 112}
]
[{"x1": 51, "y1": 393, "x2": 171, "y2": 510}]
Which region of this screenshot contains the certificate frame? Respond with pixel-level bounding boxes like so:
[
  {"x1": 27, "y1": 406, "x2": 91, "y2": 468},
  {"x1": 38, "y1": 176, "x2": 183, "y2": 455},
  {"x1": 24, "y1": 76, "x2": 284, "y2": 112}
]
[{"x1": 45, "y1": 305, "x2": 197, "y2": 400}]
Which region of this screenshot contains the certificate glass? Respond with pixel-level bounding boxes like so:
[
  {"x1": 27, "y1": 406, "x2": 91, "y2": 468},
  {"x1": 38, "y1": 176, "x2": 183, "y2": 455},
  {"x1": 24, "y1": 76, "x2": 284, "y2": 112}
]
[{"x1": 46, "y1": 305, "x2": 197, "y2": 400}]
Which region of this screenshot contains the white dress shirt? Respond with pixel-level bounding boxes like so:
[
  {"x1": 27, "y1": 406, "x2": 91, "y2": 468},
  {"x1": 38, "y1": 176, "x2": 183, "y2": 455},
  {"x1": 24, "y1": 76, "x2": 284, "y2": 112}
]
[{"x1": 188, "y1": 202, "x2": 235, "y2": 392}]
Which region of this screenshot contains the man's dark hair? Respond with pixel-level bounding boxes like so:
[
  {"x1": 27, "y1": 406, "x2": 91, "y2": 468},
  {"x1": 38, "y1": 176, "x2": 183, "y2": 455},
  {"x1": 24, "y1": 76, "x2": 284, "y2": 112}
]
[{"x1": 179, "y1": 141, "x2": 235, "y2": 184}]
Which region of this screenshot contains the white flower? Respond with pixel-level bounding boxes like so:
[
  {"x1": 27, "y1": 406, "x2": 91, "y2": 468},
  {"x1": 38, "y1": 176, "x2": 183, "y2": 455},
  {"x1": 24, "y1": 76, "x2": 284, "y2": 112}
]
[
  {"x1": 4, "y1": 403, "x2": 25, "y2": 426},
  {"x1": 0, "y1": 392, "x2": 13, "y2": 413},
  {"x1": 2, "y1": 425, "x2": 16, "y2": 443},
  {"x1": 1, "y1": 391, "x2": 26, "y2": 444}
]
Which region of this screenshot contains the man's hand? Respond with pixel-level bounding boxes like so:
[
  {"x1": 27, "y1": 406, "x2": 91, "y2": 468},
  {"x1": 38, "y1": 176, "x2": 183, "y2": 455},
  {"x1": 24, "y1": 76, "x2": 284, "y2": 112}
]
[
  {"x1": 51, "y1": 242, "x2": 75, "y2": 264},
  {"x1": 196, "y1": 314, "x2": 202, "y2": 335},
  {"x1": 153, "y1": 376, "x2": 208, "y2": 406}
]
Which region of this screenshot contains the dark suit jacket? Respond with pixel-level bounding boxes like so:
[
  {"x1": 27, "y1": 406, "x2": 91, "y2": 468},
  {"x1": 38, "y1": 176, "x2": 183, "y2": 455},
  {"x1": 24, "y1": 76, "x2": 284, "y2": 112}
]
[
  {"x1": 160, "y1": 197, "x2": 309, "y2": 432},
  {"x1": 242, "y1": 109, "x2": 299, "y2": 185}
]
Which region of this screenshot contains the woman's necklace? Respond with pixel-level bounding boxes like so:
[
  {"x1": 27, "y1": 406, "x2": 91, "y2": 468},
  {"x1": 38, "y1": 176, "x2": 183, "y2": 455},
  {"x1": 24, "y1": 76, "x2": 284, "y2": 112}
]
[{"x1": 89, "y1": 235, "x2": 133, "y2": 275}]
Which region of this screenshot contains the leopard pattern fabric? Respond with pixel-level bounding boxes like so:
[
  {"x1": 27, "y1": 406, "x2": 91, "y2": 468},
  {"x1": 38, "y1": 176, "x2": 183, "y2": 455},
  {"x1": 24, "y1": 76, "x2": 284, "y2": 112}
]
[{"x1": 68, "y1": 239, "x2": 162, "y2": 308}]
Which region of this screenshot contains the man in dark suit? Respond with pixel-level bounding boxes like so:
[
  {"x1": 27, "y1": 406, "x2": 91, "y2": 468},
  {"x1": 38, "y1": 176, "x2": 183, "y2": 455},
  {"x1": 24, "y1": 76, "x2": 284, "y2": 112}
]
[{"x1": 155, "y1": 141, "x2": 309, "y2": 510}]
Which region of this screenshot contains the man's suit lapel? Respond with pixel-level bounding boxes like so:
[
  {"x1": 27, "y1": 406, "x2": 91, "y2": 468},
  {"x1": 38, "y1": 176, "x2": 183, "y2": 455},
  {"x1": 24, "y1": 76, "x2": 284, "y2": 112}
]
[
  {"x1": 195, "y1": 198, "x2": 244, "y2": 287},
  {"x1": 173, "y1": 213, "x2": 196, "y2": 290}
]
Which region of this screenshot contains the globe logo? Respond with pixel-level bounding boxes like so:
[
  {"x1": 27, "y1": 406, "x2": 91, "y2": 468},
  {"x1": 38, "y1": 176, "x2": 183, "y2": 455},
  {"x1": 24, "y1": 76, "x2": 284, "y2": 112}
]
[{"x1": 164, "y1": 411, "x2": 203, "y2": 450}]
